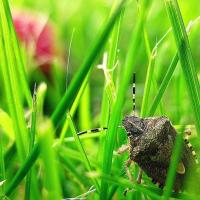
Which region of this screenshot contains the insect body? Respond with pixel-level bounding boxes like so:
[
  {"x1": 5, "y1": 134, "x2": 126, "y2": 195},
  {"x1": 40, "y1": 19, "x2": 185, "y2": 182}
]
[
  {"x1": 122, "y1": 115, "x2": 196, "y2": 191},
  {"x1": 77, "y1": 73, "x2": 197, "y2": 192}
]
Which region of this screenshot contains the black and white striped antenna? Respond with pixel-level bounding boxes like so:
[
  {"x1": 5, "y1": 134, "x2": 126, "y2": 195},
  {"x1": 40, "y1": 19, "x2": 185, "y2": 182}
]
[
  {"x1": 133, "y1": 73, "x2": 136, "y2": 115},
  {"x1": 77, "y1": 74, "x2": 136, "y2": 136},
  {"x1": 77, "y1": 127, "x2": 107, "y2": 136}
]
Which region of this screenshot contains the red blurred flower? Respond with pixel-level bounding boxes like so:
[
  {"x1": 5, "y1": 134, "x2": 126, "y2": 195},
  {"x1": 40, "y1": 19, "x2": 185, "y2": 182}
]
[{"x1": 13, "y1": 11, "x2": 57, "y2": 74}]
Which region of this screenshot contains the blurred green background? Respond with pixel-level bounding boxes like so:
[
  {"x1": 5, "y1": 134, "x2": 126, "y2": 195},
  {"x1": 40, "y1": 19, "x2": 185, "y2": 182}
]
[
  {"x1": 8, "y1": 0, "x2": 200, "y2": 124},
  {"x1": 0, "y1": 0, "x2": 200, "y2": 199}
]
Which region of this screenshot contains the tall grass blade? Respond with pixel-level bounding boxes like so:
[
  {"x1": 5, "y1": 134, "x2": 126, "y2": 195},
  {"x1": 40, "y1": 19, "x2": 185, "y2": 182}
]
[
  {"x1": 3, "y1": 0, "x2": 32, "y2": 107},
  {"x1": 164, "y1": 0, "x2": 200, "y2": 134},
  {"x1": 100, "y1": 1, "x2": 151, "y2": 199},
  {"x1": 0, "y1": 1, "x2": 28, "y2": 160},
  {"x1": 51, "y1": 0, "x2": 127, "y2": 128},
  {"x1": 148, "y1": 16, "x2": 200, "y2": 116},
  {"x1": 25, "y1": 86, "x2": 37, "y2": 200}
]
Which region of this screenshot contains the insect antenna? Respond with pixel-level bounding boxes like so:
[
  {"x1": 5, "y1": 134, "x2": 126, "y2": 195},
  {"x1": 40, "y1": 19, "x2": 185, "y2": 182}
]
[
  {"x1": 77, "y1": 74, "x2": 136, "y2": 137},
  {"x1": 133, "y1": 73, "x2": 136, "y2": 115},
  {"x1": 77, "y1": 125, "x2": 125, "y2": 136},
  {"x1": 77, "y1": 127, "x2": 108, "y2": 136}
]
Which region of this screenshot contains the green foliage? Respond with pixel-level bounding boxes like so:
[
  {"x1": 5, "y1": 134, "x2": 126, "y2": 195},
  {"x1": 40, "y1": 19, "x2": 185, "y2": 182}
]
[{"x1": 0, "y1": 0, "x2": 200, "y2": 199}]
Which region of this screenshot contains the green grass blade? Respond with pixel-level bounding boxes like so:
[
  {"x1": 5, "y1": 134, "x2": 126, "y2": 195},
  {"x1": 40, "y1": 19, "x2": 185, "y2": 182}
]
[
  {"x1": 0, "y1": 109, "x2": 15, "y2": 140},
  {"x1": 59, "y1": 74, "x2": 89, "y2": 144},
  {"x1": 164, "y1": 0, "x2": 200, "y2": 133},
  {"x1": 79, "y1": 84, "x2": 92, "y2": 131},
  {"x1": 162, "y1": 129, "x2": 184, "y2": 199},
  {"x1": 148, "y1": 53, "x2": 178, "y2": 116},
  {"x1": 0, "y1": 1, "x2": 28, "y2": 160},
  {"x1": 100, "y1": 1, "x2": 151, "y2": 199},
  {"x1": 36, "y1": 83, "x2": 47, "y2": 119},
  {"x1": 99, "y1": 6, "x2": 123, "y2": 194},
  {"x1": 58, "y1": 149, "x2": 89, "y2": 188},
  {"x1": 5, "y1": 144, "x2": 40, "y2": 197},
  {"x1": 0, "y1": 134, "x2": 5, "y2": 196},
  {"x1": 3, "y1": 0, "x2": 32, "y2": 107},
  {"x1": 51, "y1": 0, "x2": 127, "y2": 128},
  {"x1": 38, "y1": 120, "x2": 62, "y2": 200},
  {"x1": 100, "y1": 5, "x2": 122, "y2": 126},
  {"x1": 140, "y1": 47, "x2": 157, "y2": 117},
  {"x1": 25, "y1": 86, "x2": 37, "y2": 200},
  {"x1": 148, "y1": 16, "x2": 200, "y2": 116},
  {"x1": 67, "y1": 112, "x2": 100, "y2": 192},
  {"x1": 100, "y1": 174, "x2": 161, "y2": 200}
]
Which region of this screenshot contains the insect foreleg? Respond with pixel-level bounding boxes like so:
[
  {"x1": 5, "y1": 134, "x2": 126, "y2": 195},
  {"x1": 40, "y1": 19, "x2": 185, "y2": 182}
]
[{"x1": 116, "y1": 144, "x2": 129, "y2": 154}]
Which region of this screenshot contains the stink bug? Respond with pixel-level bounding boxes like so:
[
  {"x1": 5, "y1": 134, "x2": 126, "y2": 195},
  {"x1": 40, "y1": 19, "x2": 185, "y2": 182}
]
[
  {"x1": 77, "y1": 73, "x2": 198, "y2": 193},
  {"x1": 122, "y1": 115, "x2": 197, "y2": 191},
  {"x1": 119, "y1": 73, "x2": 198, "y2": 192}
]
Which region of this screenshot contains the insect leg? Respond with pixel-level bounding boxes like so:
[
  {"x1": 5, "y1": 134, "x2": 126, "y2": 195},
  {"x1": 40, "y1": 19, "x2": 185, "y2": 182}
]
[
  {"x1": 125, "y1": 159, "x2": 133, "y2": 182},
  {"x1": 184, "y1": 129, "x2": 199, "y2": 164},
  {"x1": 123, "y1": 159, "x2": 134, "y2": 196},
  {"x1": 137, "y1": 168, "x2": 143, "y2": 184},
  {"x1": 116, "y1": 144, "x2": 129, "y2": 154}
]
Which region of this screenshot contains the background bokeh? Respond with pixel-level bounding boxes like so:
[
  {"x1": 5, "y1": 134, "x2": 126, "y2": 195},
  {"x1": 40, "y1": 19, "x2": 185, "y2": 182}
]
[
  {"x1": 9, "y1": 0, "x2": 200, "y2": 124},
  {"x1": 1, "y1": 0, "x2": 200, "y2": 199}
]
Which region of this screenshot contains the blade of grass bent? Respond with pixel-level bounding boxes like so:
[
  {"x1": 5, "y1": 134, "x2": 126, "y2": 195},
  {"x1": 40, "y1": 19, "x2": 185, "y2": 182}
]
[
  {"x1": 164, "y1": 0, "x2": 200, "y2": 134},
  {"x1": 51, "y1": 0, "x2": 127, "y2": 128},
  {"x1": 100, "y1": 1, "x2": 151, "y2": 199}
]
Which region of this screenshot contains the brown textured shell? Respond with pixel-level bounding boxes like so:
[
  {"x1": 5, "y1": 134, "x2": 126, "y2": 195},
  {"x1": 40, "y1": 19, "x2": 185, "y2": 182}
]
[{"x1": 122, "y1": 115, "x2": 196, "y2": 191}]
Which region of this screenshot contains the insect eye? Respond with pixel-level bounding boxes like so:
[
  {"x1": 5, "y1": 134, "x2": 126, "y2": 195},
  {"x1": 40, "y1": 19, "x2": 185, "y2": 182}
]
[{"x1": 131, "y1": 126, "x2": 143, "y2": 136}]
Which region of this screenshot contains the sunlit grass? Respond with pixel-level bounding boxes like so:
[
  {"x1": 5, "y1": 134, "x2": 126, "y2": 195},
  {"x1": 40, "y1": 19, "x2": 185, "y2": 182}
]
[{"x1": 0, "y1": 0, "x2": 200, "y2": 199}]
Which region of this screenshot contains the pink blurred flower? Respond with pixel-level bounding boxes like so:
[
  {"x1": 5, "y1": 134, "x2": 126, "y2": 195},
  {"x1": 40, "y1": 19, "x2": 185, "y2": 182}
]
[{"x1": 13, "y1": 11, "x2": 57, "y2": 74}]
